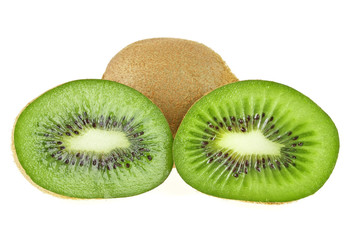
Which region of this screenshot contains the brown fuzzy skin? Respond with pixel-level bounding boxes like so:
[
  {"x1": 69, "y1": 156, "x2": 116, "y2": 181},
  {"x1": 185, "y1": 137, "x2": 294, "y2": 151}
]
[{"x1": 102, "y1": 38, "x2": 238, "y2": 135}]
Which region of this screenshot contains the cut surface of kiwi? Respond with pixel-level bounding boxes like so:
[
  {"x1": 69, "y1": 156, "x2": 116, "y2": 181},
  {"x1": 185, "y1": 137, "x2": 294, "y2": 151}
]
[
  {"x1": 102, "y1": 38, "x2": 238, "y2": 135},
  {"x1": 13, "y1": 80, "x2": 173, "y2": 198},
  {"x1": 173, "y1": 80, "x2": 339, "y2": 203}
]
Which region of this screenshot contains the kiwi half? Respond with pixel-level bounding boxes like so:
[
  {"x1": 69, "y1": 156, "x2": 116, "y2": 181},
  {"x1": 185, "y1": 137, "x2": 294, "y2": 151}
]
[
  {"x1": 173, "y1": 80, "x2": 339, "y2": 203},
  {"x1": 13, "y1": 79, "x2": 173, "y2": 198},
  {"x1": 102, "y1": 38, "x2": 238, "y2": 135}
]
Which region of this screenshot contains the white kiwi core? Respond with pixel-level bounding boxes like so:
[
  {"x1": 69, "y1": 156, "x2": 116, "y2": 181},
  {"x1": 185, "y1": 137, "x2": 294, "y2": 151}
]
[
  {"x1": 64, "y1": 129, "x2": 130, "y2": 153},
  {"x1": 217, "y1": 130, "x2": 284, "y2": 156}
]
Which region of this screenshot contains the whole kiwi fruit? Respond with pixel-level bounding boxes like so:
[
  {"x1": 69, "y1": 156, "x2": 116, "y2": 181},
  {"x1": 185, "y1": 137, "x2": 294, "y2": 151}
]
[
  {"x1": 173, "y1": 80, "x2": 339, "y2": 203},
  {"x1": 12, "y1": 79, "x2": 173, "y2": 199},
  {"x1": 102, "y1": 38, "x2": 238, "y2": 135}
]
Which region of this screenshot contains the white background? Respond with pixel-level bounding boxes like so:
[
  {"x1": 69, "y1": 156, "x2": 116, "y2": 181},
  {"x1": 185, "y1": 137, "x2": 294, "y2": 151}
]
[{"x1": 1, "y1": 1, "x2": 349, "y2": 239}]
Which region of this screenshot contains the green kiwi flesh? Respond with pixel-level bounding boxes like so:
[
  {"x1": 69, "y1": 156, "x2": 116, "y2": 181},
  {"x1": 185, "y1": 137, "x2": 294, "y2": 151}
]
[
  {"x1": 13, "y1": 80, "x2": 173, "y2": 198},
  {"x1": 174, "y1": 80, "x2": 339, "y2": 202}
]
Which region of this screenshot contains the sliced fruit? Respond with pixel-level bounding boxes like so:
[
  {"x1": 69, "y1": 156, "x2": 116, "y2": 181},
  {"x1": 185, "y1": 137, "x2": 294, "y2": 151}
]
[
  {"x1": 13, "y1": 79, "x2": 173, "y2": 198},
  {"x1": 174, "y1": 80, "x2": 339, "y2": 202}
]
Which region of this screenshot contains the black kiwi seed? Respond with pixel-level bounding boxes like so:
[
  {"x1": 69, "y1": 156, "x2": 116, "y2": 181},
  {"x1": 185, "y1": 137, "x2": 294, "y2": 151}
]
[{"x1": 74, "y1": 120, "x2": 82, "y2": 129}]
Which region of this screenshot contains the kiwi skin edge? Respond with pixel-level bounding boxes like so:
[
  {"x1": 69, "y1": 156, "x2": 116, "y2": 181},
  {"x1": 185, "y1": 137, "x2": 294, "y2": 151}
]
[
  {"x1": 11, "y1": 82, "x2": 144, "y2": 200},
  {"x1": 11, "y1": 98, "x2": 78, "y2": 200},
  {"x1": 12, "y1": 82, "x2": 82, "y2": 199}
]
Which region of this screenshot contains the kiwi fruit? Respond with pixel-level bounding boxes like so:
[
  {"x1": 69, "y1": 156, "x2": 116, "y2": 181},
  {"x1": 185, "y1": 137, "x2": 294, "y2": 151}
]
[
  {"x1": 102, "y1": 38, "x2": 238, "y2": 135},
  {"x1": 173, "y1": 80, "x2": 339, "y2": 203},
  {"x1": 12, "y1": 79, "x2": 173, "y2": 199}
]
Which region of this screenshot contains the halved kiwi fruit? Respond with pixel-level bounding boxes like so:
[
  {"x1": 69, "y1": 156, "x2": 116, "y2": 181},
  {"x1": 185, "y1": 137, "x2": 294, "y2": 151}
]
[
  {"x1": 12, "y1": 79, "x2": 173, "y2": 199},
  {"x1": 102, "y1": 38, "x2": 238, "y2": 135},
  {"x1": 174, "y1": 80, "x2": 339, "y2": 203}
]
